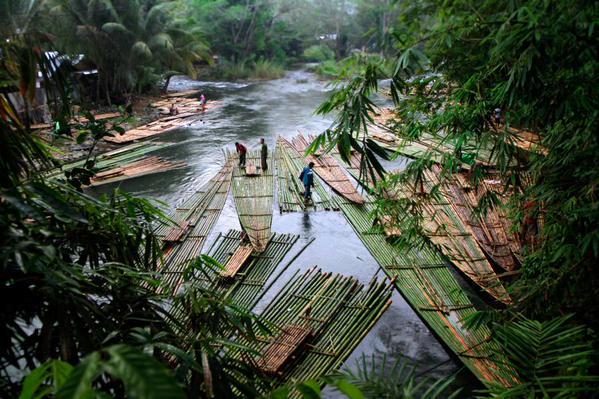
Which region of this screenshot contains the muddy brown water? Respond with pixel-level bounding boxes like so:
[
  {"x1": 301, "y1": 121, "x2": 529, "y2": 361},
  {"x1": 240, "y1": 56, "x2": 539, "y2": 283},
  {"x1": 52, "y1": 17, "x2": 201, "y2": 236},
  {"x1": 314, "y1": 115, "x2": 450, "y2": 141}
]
[{"x1": 89, "y1": 68, "x2": 479, "y2": 396}]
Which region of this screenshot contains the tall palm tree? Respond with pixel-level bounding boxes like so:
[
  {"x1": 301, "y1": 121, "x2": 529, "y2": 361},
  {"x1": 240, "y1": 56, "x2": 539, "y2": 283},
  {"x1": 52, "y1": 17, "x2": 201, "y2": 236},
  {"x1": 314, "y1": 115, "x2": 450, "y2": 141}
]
[{"x1": 48, "y1": 0, "x2": 208, "y2": 101}]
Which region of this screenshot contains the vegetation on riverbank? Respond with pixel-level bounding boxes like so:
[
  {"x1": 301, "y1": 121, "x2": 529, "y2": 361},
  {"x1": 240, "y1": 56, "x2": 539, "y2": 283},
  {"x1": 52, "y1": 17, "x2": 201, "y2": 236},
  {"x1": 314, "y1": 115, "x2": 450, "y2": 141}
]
[{"x1": 312, "y1": 0, "x2": 599, "y2": 388}]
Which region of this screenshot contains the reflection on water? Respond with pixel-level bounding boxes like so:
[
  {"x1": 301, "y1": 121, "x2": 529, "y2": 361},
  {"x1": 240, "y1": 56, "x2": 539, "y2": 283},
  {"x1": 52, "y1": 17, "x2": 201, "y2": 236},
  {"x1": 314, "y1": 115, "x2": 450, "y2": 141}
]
[
  {"x1": 301, "y1": 211, "x2": 312, "y2": 237},
  {"x1": 96, "y1": 67, "x2": 479, "y2": 396}
]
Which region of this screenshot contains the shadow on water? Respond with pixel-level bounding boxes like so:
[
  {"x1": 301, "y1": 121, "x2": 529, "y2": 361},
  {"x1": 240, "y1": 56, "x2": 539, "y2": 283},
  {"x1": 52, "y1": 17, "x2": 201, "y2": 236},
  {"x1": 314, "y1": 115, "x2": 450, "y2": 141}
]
[{"x1": 99, "y1": 67, "x2": 482, "y2": 396}]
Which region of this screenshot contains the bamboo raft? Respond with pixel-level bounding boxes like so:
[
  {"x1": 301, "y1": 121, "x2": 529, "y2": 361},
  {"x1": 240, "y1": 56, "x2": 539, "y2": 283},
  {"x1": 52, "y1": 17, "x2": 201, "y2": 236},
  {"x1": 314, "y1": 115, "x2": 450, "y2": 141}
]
[
  {"x1": 229, "y1": 150, "x2": 274, "y2": 252},
  {"x1": 205, "y1": 230, "x2": 301, "y2": 309},
  {"x1": 45, "y1": 141, "x2": 179, "y2": 181},
  {"x1": 337, "y1": 197, "x2": 516, "y2": 388},
  {"x1": 89, "y1": 155, "x2": 186, "y2": 186},
  {"x1": 386, "y1": 167, "x2": 511, "y2": 304},
  {"x1": 104, "y1": 114, "x2": 198, "y2": 144},
  {"x1": 333, "y1": 135, "x2": 520, "y2": 273},
  {"x1": 167, "y1": 230, "x2": 301, "y2": 353},
  {"x1": 232, "y1": 268, "x2": 392, "y2": 395},
  {"x1": 445, "y1": 171, "x2": 521, "y2": 271},
  {"x1": 151, "y1": 97, "x2": 222, "y2": 116},
  {"x1": 154, "y1": 159, "x2": 234, "y2": 293},
  {"x1": 276, "y1": 137, "x2": 337, "y2": 212},
  {"x1": 290, "y1": 134, "x2": 364, "y2": 204},
  {"x1": 369, "y1": 108, "x2": 497, "y2": 166}
]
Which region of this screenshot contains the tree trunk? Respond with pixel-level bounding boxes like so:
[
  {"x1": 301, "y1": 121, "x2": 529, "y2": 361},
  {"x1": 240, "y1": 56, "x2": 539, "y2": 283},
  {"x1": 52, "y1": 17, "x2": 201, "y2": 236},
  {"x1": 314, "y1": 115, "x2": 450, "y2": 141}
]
[{"x1": 163, "y1": 75, "x2": 172, "y2": 93}]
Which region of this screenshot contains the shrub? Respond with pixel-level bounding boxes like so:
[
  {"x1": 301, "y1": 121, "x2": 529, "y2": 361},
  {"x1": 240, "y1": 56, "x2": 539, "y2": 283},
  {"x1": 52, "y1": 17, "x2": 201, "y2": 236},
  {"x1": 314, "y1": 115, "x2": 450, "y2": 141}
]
[{"x1": 302, "y1": 44, "x2": 335, "y2": 62}]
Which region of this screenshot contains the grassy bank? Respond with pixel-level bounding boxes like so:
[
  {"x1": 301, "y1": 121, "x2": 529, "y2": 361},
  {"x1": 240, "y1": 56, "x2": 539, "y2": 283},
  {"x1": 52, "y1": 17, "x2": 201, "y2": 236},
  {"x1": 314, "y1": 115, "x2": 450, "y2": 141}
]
[{"x1": 308, "y1": 54, "x2": 396, "y2": 80}]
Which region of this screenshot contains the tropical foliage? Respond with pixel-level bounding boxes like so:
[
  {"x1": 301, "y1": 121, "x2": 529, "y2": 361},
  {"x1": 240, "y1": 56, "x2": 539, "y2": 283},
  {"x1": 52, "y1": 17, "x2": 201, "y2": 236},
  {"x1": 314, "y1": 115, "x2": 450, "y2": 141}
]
[
  {"x1": 2, "y1": 0, "x2": 599, "y2": 397},
  {"x1": 0, "y1": 9, "x2": 265, "y2": 398},
  {"x1": 486, "y1": 314, "x2": 598, "y2": 398},
  {"x1": 46, "y1": 0, "x2": 208, "y2": 99},
  {"x1": 312, "y1": 0, "x2": 599, "y2": 331}
]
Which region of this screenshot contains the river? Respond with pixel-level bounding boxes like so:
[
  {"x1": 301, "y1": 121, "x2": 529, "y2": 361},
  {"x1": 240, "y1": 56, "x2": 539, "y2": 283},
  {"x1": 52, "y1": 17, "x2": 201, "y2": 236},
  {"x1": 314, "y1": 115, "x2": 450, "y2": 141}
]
[{"x1": 89, "y1": 67, "x2": 476, "y2": 395}]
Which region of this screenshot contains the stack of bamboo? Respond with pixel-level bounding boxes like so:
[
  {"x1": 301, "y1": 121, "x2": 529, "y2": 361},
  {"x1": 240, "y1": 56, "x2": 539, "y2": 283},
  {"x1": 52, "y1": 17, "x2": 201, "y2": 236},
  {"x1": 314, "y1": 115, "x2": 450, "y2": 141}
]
[
  {"x1": 105, "y1": 113, "x2": 198, "y2": 144},
  {"x1": 445, "y1": 171, "x2": 521, "y2": 271},
  {"x1": 229, "y1": 150, "x2": 274, "y2": 252},
  {"x1": 231, "y1": 268, "x2": 392, "y2": 393},
  {"x1": 291, "y1": 134, "x2": 364, "y2": 204},
  {"x1": 150, "y1": 97, "x2": 222, "y2": 115},
  {"x1": 276, "y1": 137, "x2": 337, "y2": 212},
  {"x1": 385, "y1": 166, "x2": 511, "y2": 304},
  {"x1": 90, "y1": 156, "x2": 186, "y2": 186},
  {"x1": 154, "y1": 159, "x2": 234, "y2": 293},
  {"x1": 337, "y1": 197, "x2": 516, "y2": 388},
  {"x1": 46, "y1": 141, "x2": 183, "y2": 185}
]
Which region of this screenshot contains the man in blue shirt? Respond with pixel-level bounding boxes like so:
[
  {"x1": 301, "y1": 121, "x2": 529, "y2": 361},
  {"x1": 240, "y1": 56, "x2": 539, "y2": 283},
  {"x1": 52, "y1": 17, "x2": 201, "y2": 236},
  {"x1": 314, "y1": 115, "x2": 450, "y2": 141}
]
[{"x1": 299, "y1": 162, "x2": 315, "y2": 203}]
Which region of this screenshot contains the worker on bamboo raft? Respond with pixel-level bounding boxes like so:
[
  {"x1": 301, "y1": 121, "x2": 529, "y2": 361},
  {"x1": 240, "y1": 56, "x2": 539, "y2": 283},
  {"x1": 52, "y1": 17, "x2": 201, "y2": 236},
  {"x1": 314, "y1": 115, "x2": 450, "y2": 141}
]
[
  {"x1": 299, "y1": 162, "x2": 315, "y2": 204},
  {"x1": 235, "y1": 142, "x2": 247, "y2": 167},
  {"x1": 260, "y1": 138, "x2": 268, "y2": 171},
  {"x1": 200, "y1": 94, "x2": 207, "y2": 111}
]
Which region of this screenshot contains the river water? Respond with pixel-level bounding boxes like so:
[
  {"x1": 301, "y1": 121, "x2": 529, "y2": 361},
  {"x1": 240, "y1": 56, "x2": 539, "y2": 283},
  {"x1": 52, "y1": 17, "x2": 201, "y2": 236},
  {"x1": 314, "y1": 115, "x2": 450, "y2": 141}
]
[{"x1": 90, "y1": 68, "x2": 476, "y2": 395}]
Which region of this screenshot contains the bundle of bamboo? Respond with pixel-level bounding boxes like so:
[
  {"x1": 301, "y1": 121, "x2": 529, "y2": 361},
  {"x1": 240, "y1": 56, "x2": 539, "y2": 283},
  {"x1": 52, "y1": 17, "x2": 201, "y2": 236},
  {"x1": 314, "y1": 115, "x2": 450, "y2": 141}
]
[
  {"x1": 232, "y1": 268, "x2": 392, "y2": 395},
  {"x1": 229, "y1": 150, "x2": 274, "y2": 252},
  {"x1": 46, "y1": 141, "x2": 172, "y2": 179},
  {"x1": 290, "y1": 134, "x2": 365, "y2": 204},
  {"x1": 167, "y1": 230, "x2": 302, "y2": 353},
  {"x1": 337, "y1": 197, "x2": 516, "y2": 388},
  {"x1": 445, "y1": 171, "x2": 521, "y2": 271},
  {"x1": 89, "y1": 155, "x2": 186, "y2": 186},
  {"x1": 276, "y1": 137, "x2": 337, "y2": 212},
  {"x1": 155, "y1": 159, "x2": 234, "y2": 294},
  {"x1": 384, "y1": 167, "x2": 511, "y2": 304},
  {"x1": 104, "y1": 114, "x2": 198, "y2": 144}
]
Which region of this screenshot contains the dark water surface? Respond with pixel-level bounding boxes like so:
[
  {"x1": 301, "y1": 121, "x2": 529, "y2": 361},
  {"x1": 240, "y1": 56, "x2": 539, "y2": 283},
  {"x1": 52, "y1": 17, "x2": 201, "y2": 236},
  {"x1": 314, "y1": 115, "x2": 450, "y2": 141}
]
[{"x1": 90, "y1": 69, "x2": 474, "y2": 395}]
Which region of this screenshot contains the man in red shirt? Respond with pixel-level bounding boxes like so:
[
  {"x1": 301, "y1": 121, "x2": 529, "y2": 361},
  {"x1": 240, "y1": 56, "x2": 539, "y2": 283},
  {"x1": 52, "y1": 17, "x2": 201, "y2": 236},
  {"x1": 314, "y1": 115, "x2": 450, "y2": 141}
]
[{"x1": 235, "y1": 142, "x2": 247, "y2": 167}]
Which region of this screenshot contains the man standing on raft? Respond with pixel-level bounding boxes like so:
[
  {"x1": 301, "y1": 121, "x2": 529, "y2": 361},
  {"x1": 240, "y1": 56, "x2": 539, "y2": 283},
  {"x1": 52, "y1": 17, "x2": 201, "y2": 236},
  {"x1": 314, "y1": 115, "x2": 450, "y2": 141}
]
[
  {"x1": 235, "y1": 142, "x2": 247, "y2": 167},
  {"x1": 299, "y1": 162, "x2": 315, "y2": 204},
  {"x1": 260, "y1": 138, "x2": 268, "y2": 171}
]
